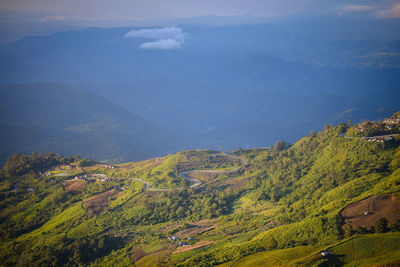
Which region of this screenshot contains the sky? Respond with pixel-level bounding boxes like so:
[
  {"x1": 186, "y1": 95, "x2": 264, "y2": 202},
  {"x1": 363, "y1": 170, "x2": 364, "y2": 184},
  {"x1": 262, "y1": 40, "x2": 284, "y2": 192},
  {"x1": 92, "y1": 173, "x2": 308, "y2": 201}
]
[{"x1": 0, "y1": 0, "x2": 399, "y2": 40}]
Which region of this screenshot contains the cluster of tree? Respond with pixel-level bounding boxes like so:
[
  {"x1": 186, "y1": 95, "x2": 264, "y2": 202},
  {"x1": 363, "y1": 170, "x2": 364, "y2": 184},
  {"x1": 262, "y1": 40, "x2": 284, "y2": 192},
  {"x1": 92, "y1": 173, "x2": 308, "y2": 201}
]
[
  {"x1": 0, "y1": 187, "x2": 79, "y2": 241},
  {"x1": 273, "y1": 140, "x2": 291, "y2": 153},
  {"x1": 1, "y1": 152, "x2": 74, "y2": 177},
  {"x1": 346, "y1": 218, "x2": 400, "y2": 236},
  {"x1": 0, "y1": 235, "x2": 123, "y2": 266},
  {"x1": 132, "y1": 190, "x2": 232, "y2": 225},
  {"x1": 76, "y1": 158, "x2": 94, "y2": 167},
  {"x1": 252, "y1": 125, "x2": 395, "y2": 215}
]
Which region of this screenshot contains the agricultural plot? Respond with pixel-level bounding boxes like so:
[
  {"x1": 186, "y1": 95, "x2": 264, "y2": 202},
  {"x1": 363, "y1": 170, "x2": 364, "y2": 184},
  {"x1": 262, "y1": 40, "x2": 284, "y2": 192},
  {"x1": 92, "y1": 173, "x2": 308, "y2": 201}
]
[
  {"x1": 174, "y1": 219, "x2": 220, "y2": 238},
  {"x1": 83, "y1": 189, "x2": 118, "y2": 216},
  {"x1": 341, "y1": 195, "x2": 400, "y2": 229},
  {"x1": 63, "y1": 180, "x2": 86, "y2": 194}
]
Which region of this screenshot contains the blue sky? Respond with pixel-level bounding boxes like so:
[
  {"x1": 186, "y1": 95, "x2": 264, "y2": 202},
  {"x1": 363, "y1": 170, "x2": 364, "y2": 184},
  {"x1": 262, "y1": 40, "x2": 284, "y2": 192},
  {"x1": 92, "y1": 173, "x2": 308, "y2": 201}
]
[{"x1": 0, "y1": 0, "x2": 399, "y2": 40}]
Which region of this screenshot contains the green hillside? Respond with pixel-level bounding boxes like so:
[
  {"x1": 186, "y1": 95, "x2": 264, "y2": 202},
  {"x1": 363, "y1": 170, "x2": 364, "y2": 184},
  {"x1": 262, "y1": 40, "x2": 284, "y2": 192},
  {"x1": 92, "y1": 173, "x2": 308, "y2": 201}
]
[
  {"x1": 0, "y1": 114, "x2": 400, "y2": 266},
  {"x1": 0, "y1": 82, "x2": 181, "y2": 164}
]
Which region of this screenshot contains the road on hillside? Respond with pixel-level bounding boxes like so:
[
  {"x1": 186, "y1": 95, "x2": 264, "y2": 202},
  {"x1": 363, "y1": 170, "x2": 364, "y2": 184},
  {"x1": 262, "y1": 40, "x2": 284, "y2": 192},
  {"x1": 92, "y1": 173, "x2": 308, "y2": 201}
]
[{"x1": 130, "y1": 153, "x2": 247, "y2": 191}]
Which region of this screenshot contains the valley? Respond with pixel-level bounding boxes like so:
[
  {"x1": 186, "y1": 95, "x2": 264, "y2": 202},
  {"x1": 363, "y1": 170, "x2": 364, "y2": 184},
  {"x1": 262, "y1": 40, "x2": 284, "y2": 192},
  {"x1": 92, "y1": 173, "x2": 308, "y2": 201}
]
[
  {"x1": 1, "y1": 3, "x2": 400, "y2": 266},
  {"x1": 1, "y1": 20, "x2": 400, "y2": 164},
  {"x1": 0, "y1": 114, "x2": 400, "y2": 266}
]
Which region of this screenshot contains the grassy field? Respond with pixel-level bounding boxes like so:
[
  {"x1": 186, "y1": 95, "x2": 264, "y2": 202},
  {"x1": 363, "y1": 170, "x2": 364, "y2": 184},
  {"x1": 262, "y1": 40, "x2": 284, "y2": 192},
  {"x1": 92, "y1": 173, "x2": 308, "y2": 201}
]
[
  {"x1": 219, "y1": 246, "x2": 319, "y2": 266},
  {"x1": 327, "y1": 233, "x2": 400, "y2": 266},
  {"x1": 219, "y1": 233, "x2": 400, "y2": 267}
]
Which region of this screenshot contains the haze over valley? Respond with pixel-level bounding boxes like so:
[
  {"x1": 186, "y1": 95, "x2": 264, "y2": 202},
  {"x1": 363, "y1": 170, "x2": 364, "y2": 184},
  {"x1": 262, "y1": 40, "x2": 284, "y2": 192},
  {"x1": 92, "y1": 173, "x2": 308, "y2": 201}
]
[{"x1": 1, "y1": 18, "x2": 400, "y2": 163}]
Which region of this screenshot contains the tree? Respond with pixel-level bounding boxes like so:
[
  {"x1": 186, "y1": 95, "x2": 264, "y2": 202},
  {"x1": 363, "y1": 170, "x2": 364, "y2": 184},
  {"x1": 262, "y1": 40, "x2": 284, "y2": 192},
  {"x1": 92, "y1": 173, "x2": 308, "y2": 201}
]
[
  {"x1": 1, "y1": 153, "x2": 73, "y2": 177},
  {"x1": 323, "y1": 124, "x2": 333, "y2": 132},
  {"x1": 354, "y1": 226, "x2": 368, "y2": 234},
  {"x1": 377, "y1": 218, "x2": 389, "y2": 233},
  {"x1": 77, "y1": 159, "x2": 93, "y2": 167},
  {"x1": 337, "y1": 123, "x2": 347, "y2": 134},
  {"x1": 389, "y1": 219, "x2": 400, "y2": 232},
  {"x1": 273, "y1": 140, "x2": 291, "y2": 153},
  {"x1": 264, "y1": 236, "x2": 278, "y2": 251},
  {"x1": 343, "y1": 224, "x2": 354, "y2": 237},
  {"x1": 270, "y1": 187, "x2": 281, "y2": 202}
]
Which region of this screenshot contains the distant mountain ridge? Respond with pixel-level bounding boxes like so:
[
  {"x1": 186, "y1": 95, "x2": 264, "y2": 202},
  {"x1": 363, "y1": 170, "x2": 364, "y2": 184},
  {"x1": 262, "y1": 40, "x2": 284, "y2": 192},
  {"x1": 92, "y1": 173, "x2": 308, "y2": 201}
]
[
  {"x1": 0, "y1": 22, "x2": 399, "y2": 152},
  {"x1": 0, "y1": 83, "x2": 181, "y2": 164}
]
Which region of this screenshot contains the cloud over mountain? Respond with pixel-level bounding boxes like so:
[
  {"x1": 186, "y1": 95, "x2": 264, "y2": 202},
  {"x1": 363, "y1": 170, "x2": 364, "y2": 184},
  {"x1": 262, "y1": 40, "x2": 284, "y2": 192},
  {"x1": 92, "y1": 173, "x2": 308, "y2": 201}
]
[{"x1": 124, "y1": 27, "x2": 186, "y2": 50}]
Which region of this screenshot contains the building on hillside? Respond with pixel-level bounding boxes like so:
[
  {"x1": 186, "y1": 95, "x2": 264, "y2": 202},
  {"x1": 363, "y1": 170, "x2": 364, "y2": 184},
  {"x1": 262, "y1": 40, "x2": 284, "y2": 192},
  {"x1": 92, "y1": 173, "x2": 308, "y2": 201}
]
[
  {"x1": 383, "y1": 118, "x2": 400, "y2": 125},
  {"x1": 355, "y1": 124, "x2": 365, "y2": 132}
]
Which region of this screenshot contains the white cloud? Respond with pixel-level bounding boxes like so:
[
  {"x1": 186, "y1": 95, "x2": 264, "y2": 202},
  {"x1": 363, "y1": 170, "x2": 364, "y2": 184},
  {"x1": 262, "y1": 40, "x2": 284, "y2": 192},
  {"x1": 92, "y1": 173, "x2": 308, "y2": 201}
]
[
  {"x1": 338, "y1": 3, "x2": 400, "y2": 19},
  {"x1": 140, "y1": 38, "x2": 182, "y2": 50},
  {"x1": 374, "y1": 3, "x2": 400, "y2": 18},
  {"x1": 124, "y1": 27, "x2": 186, "y2": 50},
  {"x1": 124, "y1": 27, "x2": 184, "y2": 42}
]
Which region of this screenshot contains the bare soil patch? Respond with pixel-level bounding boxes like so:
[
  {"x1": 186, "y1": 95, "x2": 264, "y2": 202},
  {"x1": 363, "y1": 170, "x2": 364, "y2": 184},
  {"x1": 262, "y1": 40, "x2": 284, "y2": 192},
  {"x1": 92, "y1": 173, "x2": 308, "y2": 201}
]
[
  {"x1": 340, "y1": 195, "x2": 400, "y2": 229},
  {"x1": 83, "y1": 189, "x2": 117, "y2": 216},
  {"x1": 173, "y1": 240, "x2": 214, "y2": 254},
  {"x1": 174, "y1": 218, "x2": 220, "y2": 238},
  {"x1": 63, "y1": 180, "x2": 86, "y2": 194}
]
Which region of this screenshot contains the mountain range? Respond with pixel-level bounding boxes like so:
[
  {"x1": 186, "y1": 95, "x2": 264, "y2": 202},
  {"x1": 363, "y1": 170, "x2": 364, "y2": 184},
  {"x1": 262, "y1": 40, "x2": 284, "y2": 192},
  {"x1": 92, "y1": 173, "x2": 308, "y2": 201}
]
[
  {"x1": 0, "y1": 18, "x2": 399, "y2": 163},
  {"x1": 0, "y1": 83, "x2": 180, "y2": 164}
]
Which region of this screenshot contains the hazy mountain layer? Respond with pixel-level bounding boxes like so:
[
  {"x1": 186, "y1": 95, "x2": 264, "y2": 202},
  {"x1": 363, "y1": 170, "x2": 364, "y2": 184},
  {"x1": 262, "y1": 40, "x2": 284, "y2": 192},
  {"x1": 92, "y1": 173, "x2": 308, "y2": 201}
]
[
  {"x1": 0, "y1": 83, "x2": 181, "y2": 164},
  {"x1": 0, "y1": 20, "x2": 399, "y2": 151}
]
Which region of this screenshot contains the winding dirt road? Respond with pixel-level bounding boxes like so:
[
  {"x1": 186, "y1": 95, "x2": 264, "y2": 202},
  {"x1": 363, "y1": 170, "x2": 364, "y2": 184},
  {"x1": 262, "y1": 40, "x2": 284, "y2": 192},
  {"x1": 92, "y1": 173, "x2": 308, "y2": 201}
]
[{"x1": 131, "y1": 153, "x2": 246, "y2": 191}]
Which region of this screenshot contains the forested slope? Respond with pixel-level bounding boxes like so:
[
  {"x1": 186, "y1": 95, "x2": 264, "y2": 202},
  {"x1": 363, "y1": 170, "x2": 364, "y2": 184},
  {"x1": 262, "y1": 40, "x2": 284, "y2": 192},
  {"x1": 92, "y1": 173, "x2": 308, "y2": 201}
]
[{"x1": 0, "y1": 115, "x2": 400, "y2": 266}]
